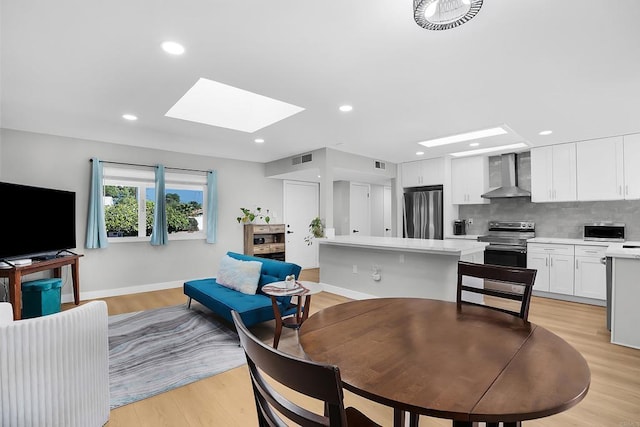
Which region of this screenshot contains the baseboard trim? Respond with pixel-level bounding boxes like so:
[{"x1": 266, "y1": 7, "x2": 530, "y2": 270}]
[
  {"x1": 319, "y1": 283, "x2": 376, "y2": 300},
  {"x1": 61, "y1": 280, "x2": 184, "y2": 303},
  {"x1": 60, "y1": 280, "x2": 374, "y2": 304},
  {"x1": 532, "y1": 290, "x2": 606, "y2": 307}
]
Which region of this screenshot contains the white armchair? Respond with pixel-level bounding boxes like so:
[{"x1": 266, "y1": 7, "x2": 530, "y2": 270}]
[{"x1": 0, "y1": 301, "x2": 110, "y2": 427}]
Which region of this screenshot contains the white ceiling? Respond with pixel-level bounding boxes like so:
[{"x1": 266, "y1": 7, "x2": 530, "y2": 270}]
[{"x1": 2, "y1": 1, "x2": 640, "y2": 165}]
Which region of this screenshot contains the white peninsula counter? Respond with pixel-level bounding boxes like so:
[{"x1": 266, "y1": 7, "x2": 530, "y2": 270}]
[
  {"x1": 605, "y1": 242, "x2": 640, "y2": 349},
  {"x1": 318, "y1": 236, "x2": 488, "y2": 302}
]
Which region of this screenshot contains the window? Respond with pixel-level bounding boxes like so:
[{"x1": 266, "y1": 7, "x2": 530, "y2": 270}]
[{"x1": 103, "y1": 166, "x2": 207, "y2": 242}]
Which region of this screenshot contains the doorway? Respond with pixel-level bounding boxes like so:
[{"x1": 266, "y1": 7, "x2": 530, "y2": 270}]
[
  {"x1": 283, "y1": 181, "x2": 320, "y2": 269},
  {"x1": 349, "y1": 182, "x2": 371, "y2": 236}
]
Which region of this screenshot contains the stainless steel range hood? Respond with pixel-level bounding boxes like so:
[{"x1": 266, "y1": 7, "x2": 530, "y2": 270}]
[{"x1": 481, "y1": 153, "x2": 531, "y2": 199}]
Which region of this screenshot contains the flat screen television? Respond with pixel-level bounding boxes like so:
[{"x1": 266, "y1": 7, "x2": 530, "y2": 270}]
[{"x1": 0, "y1": 181, "x2": 76, "y2": 261}]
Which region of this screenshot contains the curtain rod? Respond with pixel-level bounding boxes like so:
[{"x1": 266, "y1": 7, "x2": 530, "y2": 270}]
[{"x1": 89, "y1": 159, "x2": 211, "y2": 174}]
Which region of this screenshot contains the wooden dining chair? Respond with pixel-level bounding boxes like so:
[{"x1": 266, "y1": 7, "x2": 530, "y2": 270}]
[
  {"x1": 231, "y1": 310, "x2": 381, "y2": 427},
  {"x1": 456, "y1": 261, "x2": 537, "y2": 320}
]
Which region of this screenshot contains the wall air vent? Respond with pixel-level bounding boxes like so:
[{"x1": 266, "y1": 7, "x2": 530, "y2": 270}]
[
  {"x1": 291, "y1": 153, "x2": 313, "y2": 165},
  {"x1": 374, "y1": 160, "x2": 386, "y2": 170}
]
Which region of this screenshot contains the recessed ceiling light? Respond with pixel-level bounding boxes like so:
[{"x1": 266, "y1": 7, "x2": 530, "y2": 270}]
[
  {"x1": 122, "y1": 114, "x2": 138, "y2": 121},
  {"x1": 416, "y1": 151, "x2": 425, "y2": 156},
  {"x1": 539, "y1": 130, "x2": 553, "y2": 136},
  {"x1": 339, "y1": 105, "x2": 353, "y2": 112},
  {"x1": 161, "y1": 41, "x2": 185, "y2": 55},
  {"x1": 418, "y1": 126, "x2": 508, "y2": 148},
  {"x1": 165, "y1": 78, "x2": 305, "y2": 133},
  {"x1": 469, "y1": 142, "x2": 480, "y2": 147},
  {"x1": 254, "y1": 138, "x2": 265, "y2": 143},
  {"x1": 451, "y1": 143, "x2": 528, "y2": 157}
]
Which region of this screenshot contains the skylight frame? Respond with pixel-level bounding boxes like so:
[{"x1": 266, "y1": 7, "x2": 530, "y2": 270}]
[{"x1": 165, "y1": 78, "x2": 305, "y2": 133}]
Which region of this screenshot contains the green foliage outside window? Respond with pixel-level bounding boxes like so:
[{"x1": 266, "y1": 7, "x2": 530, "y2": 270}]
[{"x1": 104, "y1": 185, "x2": 202, "y2": 237}]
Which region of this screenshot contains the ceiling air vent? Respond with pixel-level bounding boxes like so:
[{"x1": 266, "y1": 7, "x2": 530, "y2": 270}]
[
  {"x1": 291, "y1": 153, "x2": 313, "y2": 165},
  {"x1": 374, "y1": 160, "x2": 386, "y2": 170}
]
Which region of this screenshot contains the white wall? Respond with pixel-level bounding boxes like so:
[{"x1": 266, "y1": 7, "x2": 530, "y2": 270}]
[
  {"x1": 332, "y1": 181, "x2": 350, "y2": 236},
  {"x1": 0, "y1": 129, "x2": 282, "y2": 301}
]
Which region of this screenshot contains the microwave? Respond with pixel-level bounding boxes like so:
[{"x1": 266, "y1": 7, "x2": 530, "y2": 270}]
[{"x1": 584, "y1": 222, "x2": 625, "y2": 242}]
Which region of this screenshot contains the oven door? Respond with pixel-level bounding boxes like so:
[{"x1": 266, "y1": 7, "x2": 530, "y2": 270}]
[{"x1": 484, "y1": 245, "x2": 527, "y2": 268}]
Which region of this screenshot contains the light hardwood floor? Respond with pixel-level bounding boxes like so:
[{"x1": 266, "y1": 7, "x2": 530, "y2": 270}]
[{"x1": 66, "y1": 269, "x2": 640, "y2": 426}]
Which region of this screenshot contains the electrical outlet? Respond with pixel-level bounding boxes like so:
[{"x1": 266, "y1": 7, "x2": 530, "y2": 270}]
[{"x1": 352, "y1": 265, "x2": 358, "y2": 274}]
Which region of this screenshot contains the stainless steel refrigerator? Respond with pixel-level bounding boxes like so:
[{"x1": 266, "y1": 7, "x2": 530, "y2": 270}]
[{"x1": 403, "y1": 185, "x2": 443, "y2": 239}]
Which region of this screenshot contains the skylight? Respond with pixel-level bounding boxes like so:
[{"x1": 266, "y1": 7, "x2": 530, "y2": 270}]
[
  {"x1": 418, "y1": 126, "x2": 508, "y2": 148},
  {"x1": 165, "y1": 78, "x2": 305, "y2": 133},
  {"x1": 450, "y1": 142, "x2": 528, "y2": 157}
]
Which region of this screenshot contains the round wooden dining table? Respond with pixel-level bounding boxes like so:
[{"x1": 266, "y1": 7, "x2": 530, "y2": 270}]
[{"x1": 299, "y1": 298, "x2": 590, "y2": 427}]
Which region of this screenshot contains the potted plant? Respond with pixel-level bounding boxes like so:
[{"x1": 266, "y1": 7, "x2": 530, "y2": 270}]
[
  {"x1": 304, "y1": 216, "x2": 324, "y2": 245},
  {"x1": 236, "y1": 207, "x2": 271, "y2": 224}
]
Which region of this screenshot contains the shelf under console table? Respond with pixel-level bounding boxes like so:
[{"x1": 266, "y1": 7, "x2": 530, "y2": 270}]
[{"x1": 0, "y1": 254, "x2": 83, "y2": 320}]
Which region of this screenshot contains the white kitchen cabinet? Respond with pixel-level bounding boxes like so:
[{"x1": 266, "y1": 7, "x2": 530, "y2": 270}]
[
  {"x1": 526, "y1": 252, "x2": 550, "y2": 291},
  {"x1": 576, "y1": 136, "x2": 624, "y2": 201},
  {"x1": 401, "y1": 158, "x2": 444, "y2": 188},
  {"x1": 549, "y1": 254, "x2": 575, "y2": 295},
  {"x1": 574, "y1": 245, "x2": 607, "y2": 299},
  {"x1": 451, "y1": 156, "x2": 489, "y2": 204},
  {"x1": 527, "y1": 243, "x2": 575, "y2": 295},
  {"x1": 530, "y1": 143, "x2": 576, "y2": 202},
  {"x1": 623, "y1": 133, "x2": 640, "y2": 199}
]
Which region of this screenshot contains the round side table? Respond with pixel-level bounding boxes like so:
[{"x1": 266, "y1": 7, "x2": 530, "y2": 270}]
[{"x1": 261, "y1": 281, "x2": 322, "y2": 348}]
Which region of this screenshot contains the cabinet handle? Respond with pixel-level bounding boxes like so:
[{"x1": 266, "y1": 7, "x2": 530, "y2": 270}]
[
  {"x1": 286, "y1": 230, "x2": 294, "y2": 234},
  {"x1": 553, "y1": 189, "x2": 556, "y2": 199},
  {"x1": 550, "y1": 258, "x2": 553, "y2": 267},
  {"x1": 576, "y1": 259, "x2": 578, "y2": 269},
  {"x1": 549, "y1": 189, "x2": 552, "y2": 199},
  {"x1": 545, "y1": 258, "x2": 548, "y2": 267},
  {"x1": 626, "y1": 185, "x2": 629, "y2": 195},
  {"x1": 619, "y1": 185, "x2": 622, "y2": 195},
  {"x1": 353, "y1": 229, "x2": 359, "y2": 233}
]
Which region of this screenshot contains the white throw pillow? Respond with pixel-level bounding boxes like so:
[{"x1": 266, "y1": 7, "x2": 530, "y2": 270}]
[{"x1": 216, "y1": 255, "x2": 262, "y2": 295}]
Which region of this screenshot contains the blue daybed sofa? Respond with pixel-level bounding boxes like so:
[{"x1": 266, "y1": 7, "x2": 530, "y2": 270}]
[{"x1": 183, "y1": 251, "x2": 302, "y2": 327}]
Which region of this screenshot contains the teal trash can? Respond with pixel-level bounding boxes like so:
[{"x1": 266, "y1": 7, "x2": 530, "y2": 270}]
[{"x1": 21, "y1": 278, "x2": 63, "y2": 319}]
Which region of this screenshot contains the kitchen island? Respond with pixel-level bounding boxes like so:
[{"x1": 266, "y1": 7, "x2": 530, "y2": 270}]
[
  {"x1": 605, "y1": 242, "x2": 640, "y2": 349},
  {"x1": 319, "y1": 236, "x2": 488, "y2": 301}
]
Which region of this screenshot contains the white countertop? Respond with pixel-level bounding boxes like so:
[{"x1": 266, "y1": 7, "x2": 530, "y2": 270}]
[
  {"x1": 527, "y1": 237, "x2": 611, "y2": 246},
  {"x1": 605, "y1": 242, "x2": 640, "y2": 259},
  {"x1": 318, "y1": 235, "x2": 488, "y2": 256}
]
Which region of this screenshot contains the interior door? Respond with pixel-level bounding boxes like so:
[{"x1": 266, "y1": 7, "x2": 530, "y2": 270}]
[
  {"x1": 349, "y1": 182, "x2": 370, "y2": 236},
  {"x1": 283, "y1": 181, "x2": 320, "y2": 269},
  {"x1": 383, "y1": 186, "x2": 392, "y2": 237}
]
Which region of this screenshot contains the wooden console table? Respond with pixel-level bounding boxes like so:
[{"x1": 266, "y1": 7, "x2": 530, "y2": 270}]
[{"x1": 0, "y1": 254, "x2": 83, "y2": 320}]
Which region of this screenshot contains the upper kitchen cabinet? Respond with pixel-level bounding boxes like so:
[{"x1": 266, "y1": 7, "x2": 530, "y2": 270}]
[
  {"x1": 530, "y1": 144, "x2": 577, "y2": 203},
  {"x1": 451, "y1": 156, "x2": 489, "y2": 204},
  {"x1": 622, "y1": 133, "x2": 640, "y2": 199},
  {"x1": 401, "y1": 158, "x2": 444, "y2": 188},
  {"x1": 576, "y1": 136, "x2": 625, "y2": 201}
]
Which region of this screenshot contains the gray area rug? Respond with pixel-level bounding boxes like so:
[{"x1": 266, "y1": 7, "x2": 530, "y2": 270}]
[{"x1": 108, "y1": 304, "x2": 246, "y2": 409}]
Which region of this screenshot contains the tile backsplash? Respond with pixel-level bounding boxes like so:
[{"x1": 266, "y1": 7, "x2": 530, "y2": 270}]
[{"x1": 459, "y1": 198, "x2": 640, "y2": 240}]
